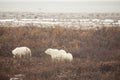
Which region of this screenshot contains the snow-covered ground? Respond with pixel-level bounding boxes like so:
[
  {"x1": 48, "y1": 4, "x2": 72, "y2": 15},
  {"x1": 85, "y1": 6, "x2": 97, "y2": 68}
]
[
  {"x1": 0, "y1": 12, "x2": 120, "y2": 29},
  {"x1": 0, "y1": 18, "x2": 120, "y2": 29}
]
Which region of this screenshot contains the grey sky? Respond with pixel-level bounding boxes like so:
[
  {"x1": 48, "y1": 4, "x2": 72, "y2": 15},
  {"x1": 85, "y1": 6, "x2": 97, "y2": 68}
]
[
  {"x1": 1, "y1": 0, "x2": 120, "y2": 1},
  {"x1": 0, "y1": 0, "x2": 120, "y2": 13}
]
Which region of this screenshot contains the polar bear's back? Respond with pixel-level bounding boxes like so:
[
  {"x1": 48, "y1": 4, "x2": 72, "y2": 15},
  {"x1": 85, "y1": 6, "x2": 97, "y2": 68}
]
[{"x1": 12, "y1": 47, "x2": 31, "y2": 58}]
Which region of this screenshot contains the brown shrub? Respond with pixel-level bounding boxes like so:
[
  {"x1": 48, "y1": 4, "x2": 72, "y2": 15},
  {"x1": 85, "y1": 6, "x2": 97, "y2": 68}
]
[{"x1": 0, "y1": 26, "x2": 120, "y2": 61}]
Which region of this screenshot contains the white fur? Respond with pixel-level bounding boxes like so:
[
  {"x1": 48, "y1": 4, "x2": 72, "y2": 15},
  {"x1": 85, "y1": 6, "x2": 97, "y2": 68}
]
[
  {"x1": 45, "y1": 48, "x2": 73, "y2": 61},
  {"x1": 12, "y1": 47, "x2": 31, "y2": 58},
  {"x1": 65, "y1": 53, "x2": 73, "y2": 62}
]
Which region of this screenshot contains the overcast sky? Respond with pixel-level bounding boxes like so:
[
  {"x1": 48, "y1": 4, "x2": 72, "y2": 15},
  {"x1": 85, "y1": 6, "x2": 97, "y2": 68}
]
[
  {"x1": 0, "y1": 0, "x2": 120, "y2": 1},
  {"x1": 0, "y1": 0, "x2": 120, "y2": 13}
]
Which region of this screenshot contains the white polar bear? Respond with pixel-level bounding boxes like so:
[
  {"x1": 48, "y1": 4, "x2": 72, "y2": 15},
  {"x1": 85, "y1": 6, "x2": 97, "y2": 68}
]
[
  {"x1": 45, "y1": 48, "x2": 73, "y2": 62},
  {"x1": 12, "y1": 47, "x2": 31, "y2": 58}
]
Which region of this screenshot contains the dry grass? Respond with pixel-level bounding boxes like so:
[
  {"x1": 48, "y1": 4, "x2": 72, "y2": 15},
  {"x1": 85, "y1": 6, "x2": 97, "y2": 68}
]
[{"x1": 0, "y1": 26, "x2": 120, "y2": 80}]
